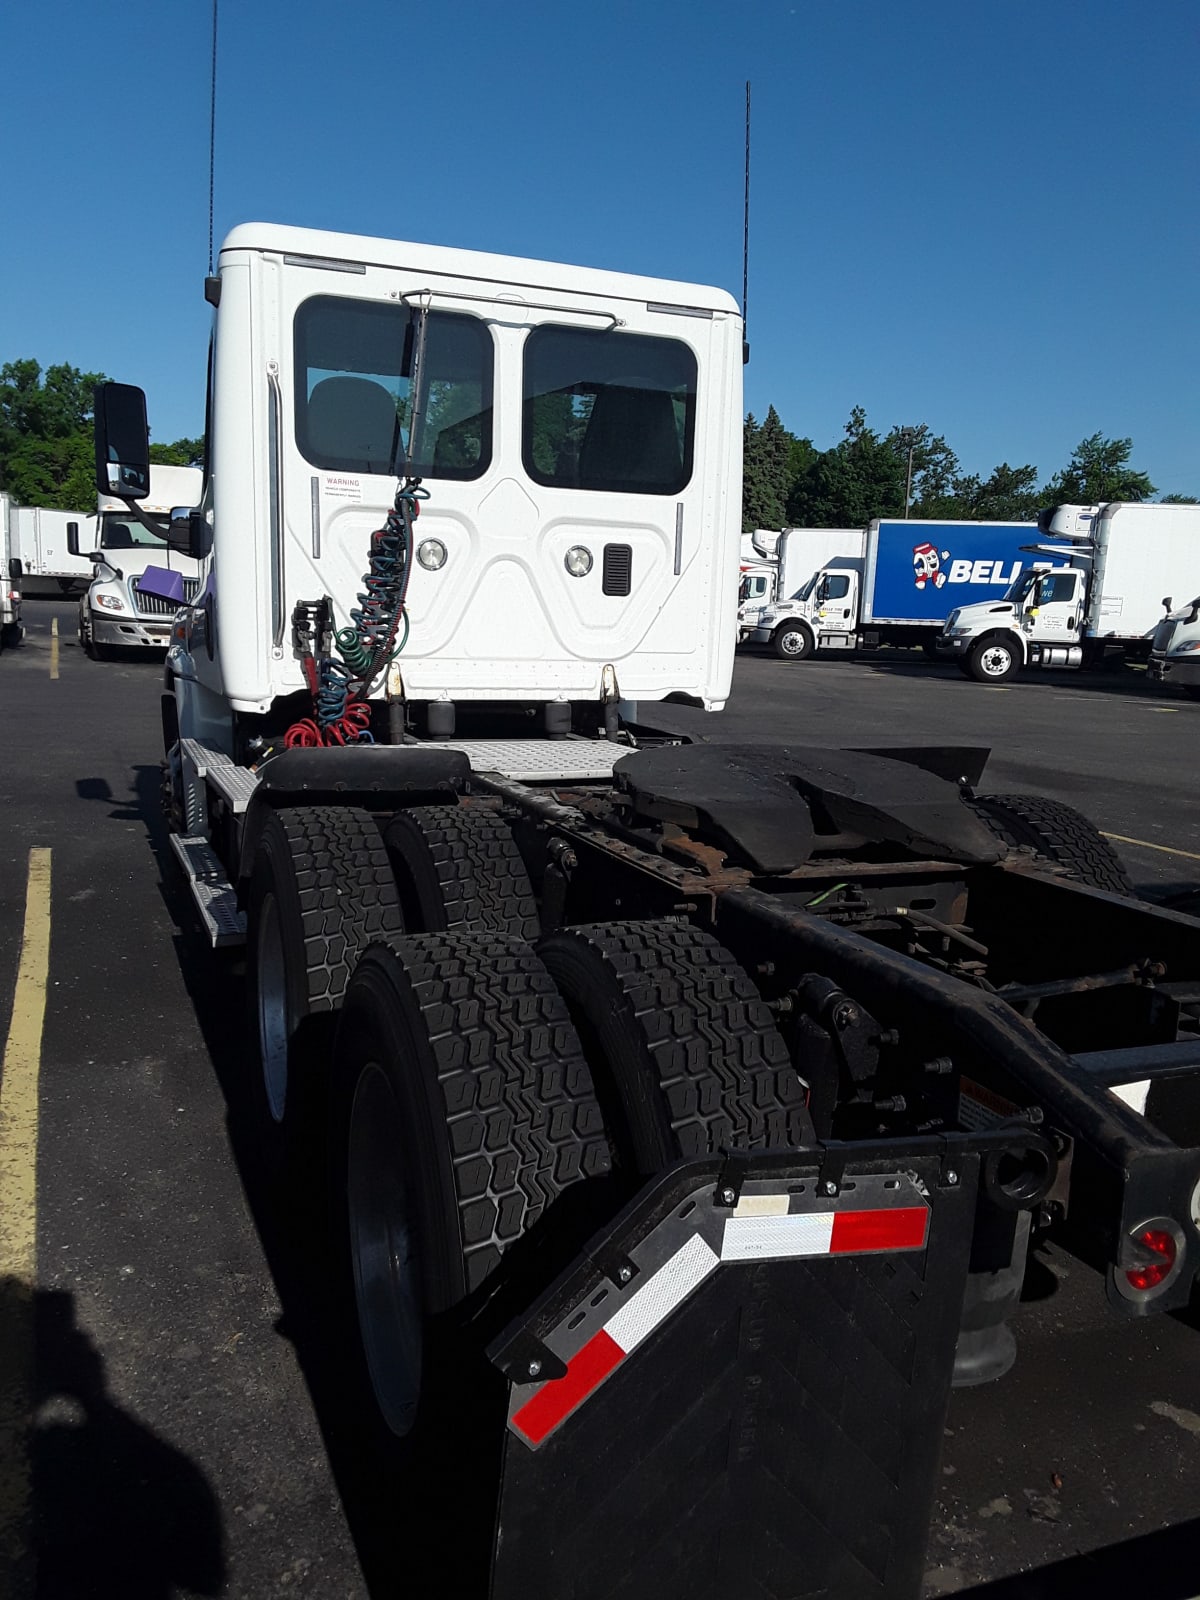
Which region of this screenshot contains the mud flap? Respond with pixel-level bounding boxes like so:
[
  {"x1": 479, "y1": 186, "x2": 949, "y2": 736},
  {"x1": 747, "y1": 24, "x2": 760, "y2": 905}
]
[{"x1": 487, "y1": 1134, "x2": 1044, "y2": 1600}]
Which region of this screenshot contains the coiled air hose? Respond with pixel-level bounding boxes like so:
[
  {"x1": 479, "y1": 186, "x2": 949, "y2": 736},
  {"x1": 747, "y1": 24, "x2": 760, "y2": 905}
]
[{"x1": 285, "y1": 480, "x2": 425, "y2": 747}]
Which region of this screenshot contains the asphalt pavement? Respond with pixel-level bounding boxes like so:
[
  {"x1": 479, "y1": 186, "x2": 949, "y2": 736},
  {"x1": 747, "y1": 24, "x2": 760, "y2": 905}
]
[{"x1": 1, "y1": 603, "x2": 1199, "y2": 1598}]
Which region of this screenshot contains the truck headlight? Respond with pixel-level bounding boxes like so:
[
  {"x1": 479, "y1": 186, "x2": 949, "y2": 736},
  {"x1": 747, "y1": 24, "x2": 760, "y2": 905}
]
[
  {"x1": 1171, "y1": 640, "x2": 1200, "y2": 654},
  {"x1": 564, "y1": 546, "x2": 593, "y2": 578},
  {"x1": 95, "y1": 593, "x2": 124, "y2": 612}
]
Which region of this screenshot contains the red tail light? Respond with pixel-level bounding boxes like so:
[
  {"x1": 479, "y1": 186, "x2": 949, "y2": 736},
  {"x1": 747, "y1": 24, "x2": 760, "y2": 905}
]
[{"x1": 1125, "y1": 1227, "x2": 1177, "y2": 1292}]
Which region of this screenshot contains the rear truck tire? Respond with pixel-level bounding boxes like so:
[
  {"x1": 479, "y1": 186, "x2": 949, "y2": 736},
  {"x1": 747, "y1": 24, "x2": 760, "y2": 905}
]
[
  {"x1": 966, "y1": 634, "x2": 1020, "y2": 683},
  {"x1": 382, "y1": 805, "x2": 540, "y2": 940},
  {"x1": 538, "y1": 919, "x2": 813, "y2": 1177},
  {"x1": 771, "y1": 620, "x2": 813, "y2": 661},
  {"x1": 246, "y1": 805, "x2": 405, "y2": 1178},
  {"x1": 330, "y1": 932, "x2": 611, "y2": 1576},
  {"x1": 0, "y1": 622, "x2": 20, "y2": 651},
  {"x1": 970, "y1": 791, "x2": 1135, "y2": 896}
]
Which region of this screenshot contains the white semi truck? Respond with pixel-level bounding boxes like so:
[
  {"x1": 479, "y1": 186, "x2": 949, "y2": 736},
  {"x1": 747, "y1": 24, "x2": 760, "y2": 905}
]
[
  {"x1": 1149, "y1": 592, "x2": 1200, "y2": 700},
  {"x1": 11, "y1": 503, "x2": 95, "y2": 594},
  {"x1": 94, "y1": 221, "x2": 1200, "y2": 1600},
  {"x1": 939, "y1": 502, "x2": 1200, "y2": 683},
  {"x1": 0, "y1": 494, "x2": 24, "y2": 650},
  {"x1": 69, "y1": 463, "x2": 203, "y2": 657}
]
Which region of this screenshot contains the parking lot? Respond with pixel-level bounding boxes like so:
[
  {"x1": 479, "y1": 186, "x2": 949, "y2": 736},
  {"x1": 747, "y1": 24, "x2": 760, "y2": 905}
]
[{"x1": 3, "y1": 601, "x2": 1200, "y2": 1598}]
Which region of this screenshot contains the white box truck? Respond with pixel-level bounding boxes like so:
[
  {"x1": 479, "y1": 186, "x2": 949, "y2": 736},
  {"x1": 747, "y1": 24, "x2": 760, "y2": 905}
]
[
  {"x1": 737, "y1": 526, "x2": 862, "y2": 638},
  {"x1": 12, "y1": 504, "x2": 96, "y2": 594},
  {"x1": 0, "y1": 494, "x2": 25, "y2": 650},
  {"x1": 939, "y1": 502, "x2": 1200, "y2": 683},
  {"x1": 69, "y1": 463, "x2": 203, "y2": 658},
  {"x1": 747, "y1": 519, "x2": 1042, "y2": 660}
]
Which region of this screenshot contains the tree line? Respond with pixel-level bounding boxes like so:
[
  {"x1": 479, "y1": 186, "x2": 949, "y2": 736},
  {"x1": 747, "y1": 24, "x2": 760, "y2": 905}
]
[
  {"x1": 0, "y1": 361, "x2": 202, "y2": 510},
  {"x1": 744, "y1": 404, "x2": 1194, "y2": 533}
]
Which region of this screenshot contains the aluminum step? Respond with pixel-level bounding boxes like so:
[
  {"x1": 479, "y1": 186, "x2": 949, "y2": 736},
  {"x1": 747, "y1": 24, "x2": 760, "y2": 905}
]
[
  {"x1": 169, "y1": 833, "x2": 246, "y2": 948},
  {"x1": 178, "y1": 737, "x2": 260, "y2": 814},
  {"x1": 421, "y1": 739, "x2": 626, "y2": 783}
]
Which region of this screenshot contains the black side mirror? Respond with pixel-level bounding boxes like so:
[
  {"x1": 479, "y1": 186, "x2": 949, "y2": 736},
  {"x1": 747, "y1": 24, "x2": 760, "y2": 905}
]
[
  {"x1": 67, "y1": 521, "x2": 81, "y2": 558},
  {"x1": 168, "y1": 508, "x2": 212, "y2": 561},
  {"x1": 8, "y1": 557, "x2": 22, "y2": 582},
  {"x1": 94, "y1": 381, "x2": 151, "y2": 499},
  {"x1": 1162, "y1": 596, "x2": 1173, "y2": 613}
]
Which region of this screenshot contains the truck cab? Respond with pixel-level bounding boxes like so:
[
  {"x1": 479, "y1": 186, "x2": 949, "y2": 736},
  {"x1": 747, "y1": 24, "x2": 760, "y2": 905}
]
[
  {"x1": 73, "y1": 464, "x2": 204, "y2": 657},
  {"x1": 748, "y1": 558, "x2": 862, "y2": 658},
  {"x1": 736, "y1": 559, "x2": 777, "y2": 637},
  {"x1": 0, "y1": 493, "x2": 24, "y2": 650},
  {"x1": 1149, "y1": 594, "x2": 1200, "y2": 700},
  {"x1": 940, "y1": 561, "x2": 1082, "y2": 681}
]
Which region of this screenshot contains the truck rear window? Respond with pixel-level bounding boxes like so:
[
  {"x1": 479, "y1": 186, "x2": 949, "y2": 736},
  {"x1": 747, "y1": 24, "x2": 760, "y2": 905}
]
[
  {"x1": 522, "y1": 326, "x2": 696, "y2": 495},
  {"x1": 294, "y1": 296, "x2": 493, "y2": 480}
]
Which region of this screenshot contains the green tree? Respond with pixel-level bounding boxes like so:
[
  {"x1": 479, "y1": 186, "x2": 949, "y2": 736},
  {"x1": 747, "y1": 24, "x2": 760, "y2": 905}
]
[
  {"x1": 788, "y1": 407, "x2": 907, "y2": 528},
  {"x1": 149, "y1": 436, "x2": 205, "y2": 468},
  {"x1": 1159, "y1": 493, "x2": 1198, "y2": 505},
  {"x1": 0, "y1": 360, "x2": 108, "y2": 509},
  {"x1": 959, "y1": 462, "x2": 1042, "y2": 522},
  {"x1": 888, "y1": 425, "x2": 963, "y2": 519},
  {"x1": 1043, "y1": 433, "x2": 1155, "y2": 504}
]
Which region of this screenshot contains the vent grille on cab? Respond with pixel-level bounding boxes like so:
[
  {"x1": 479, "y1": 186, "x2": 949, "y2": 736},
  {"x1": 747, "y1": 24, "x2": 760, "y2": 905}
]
[{"x1": 602, "y1": 544, "x2": 633, "y2": 596}]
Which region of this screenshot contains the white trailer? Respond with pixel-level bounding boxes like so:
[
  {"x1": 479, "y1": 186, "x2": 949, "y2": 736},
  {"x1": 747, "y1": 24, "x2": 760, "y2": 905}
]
[
  {"x1": 0, "y1": 494, "x2": 24, "y2": 650},
  {"x1": 12, "y1": 504, "x2": 95, "y2": 593},
  {"x1": 70, "y1": 463, "x2": 203, "y2": 657},
  {"x1": 940, "y1": 502, "x2": 1200, "y2": 683}
]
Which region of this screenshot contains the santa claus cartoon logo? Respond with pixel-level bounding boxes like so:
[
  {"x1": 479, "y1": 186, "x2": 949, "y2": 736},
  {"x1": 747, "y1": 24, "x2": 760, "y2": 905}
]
[{"x1": 913, "y1": 542, "x2": 951, "y2": 589}]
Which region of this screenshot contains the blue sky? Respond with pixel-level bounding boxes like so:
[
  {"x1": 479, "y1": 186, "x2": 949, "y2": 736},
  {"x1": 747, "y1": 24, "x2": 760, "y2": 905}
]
[{"x1": 3, "y1": 0, "x2": 1196, "y2": 496}]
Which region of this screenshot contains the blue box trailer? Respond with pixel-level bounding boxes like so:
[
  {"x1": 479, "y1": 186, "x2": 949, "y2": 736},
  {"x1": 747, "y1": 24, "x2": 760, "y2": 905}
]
[{"x1": 863, "y1": 519, "x2": 1041, "y2": 628}]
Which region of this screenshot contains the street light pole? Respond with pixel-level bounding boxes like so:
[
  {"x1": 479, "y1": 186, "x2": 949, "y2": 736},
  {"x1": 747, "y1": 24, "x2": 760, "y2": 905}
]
[{"x1": 899, "y1": 428, "x2": 919, "y2": 519}]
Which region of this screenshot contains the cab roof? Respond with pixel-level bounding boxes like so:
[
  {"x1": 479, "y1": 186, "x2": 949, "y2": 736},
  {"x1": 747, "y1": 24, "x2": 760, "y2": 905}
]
[{"x1": 219, "y1": 222, "x2": 741, "y2": 317}]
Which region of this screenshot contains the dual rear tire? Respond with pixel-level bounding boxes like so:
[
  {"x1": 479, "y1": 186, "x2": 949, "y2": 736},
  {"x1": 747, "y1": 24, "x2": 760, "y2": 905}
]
[{"x1": 244, "y1": 804, "x2": 811, "y2": 1469}]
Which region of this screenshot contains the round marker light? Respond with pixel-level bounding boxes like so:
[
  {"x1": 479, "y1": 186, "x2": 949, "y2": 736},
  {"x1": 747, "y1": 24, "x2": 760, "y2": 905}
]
[
  {"x1": 564, "y1": 545, "x2": 593, "y2": 578},
  {"x1": 1125, "y1": 1227, "x2": 1177, "y2": 1293},
  {"x1": 416, "y1": 538, "x2": 447, "y2": 571}
]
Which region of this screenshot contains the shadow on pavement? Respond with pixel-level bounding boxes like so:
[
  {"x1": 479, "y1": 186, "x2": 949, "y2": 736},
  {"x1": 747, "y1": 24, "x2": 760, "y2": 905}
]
[
  {"x1": 119, "y1": 762, "x2": 410, "y2": 1595},
  {"x1": 737, "y1": 645, "x2": 1196, "y2": 705},
  {"x1": 948, "y1": 1513, "x2": 1200, "y2": 1598},
  {"x1": 0, "y1": 1276, "x2": 226, "y2": 1599}
]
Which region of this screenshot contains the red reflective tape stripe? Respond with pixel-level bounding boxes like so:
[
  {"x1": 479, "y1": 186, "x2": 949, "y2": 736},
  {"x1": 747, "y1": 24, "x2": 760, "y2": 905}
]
[
  {"x1": 510, "y1": 1329, "x2": 624, "y2": 1446},
  {"x1": 829, "y1": 1206, "x2": 928, "y2": 1254}
]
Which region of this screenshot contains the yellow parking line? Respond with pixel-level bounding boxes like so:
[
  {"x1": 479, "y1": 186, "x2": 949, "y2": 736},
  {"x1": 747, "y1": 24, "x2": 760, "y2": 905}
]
[
  {"x1": 49, "y1": 616, "x2": 58, "y2": 681},
  {"x1": 1103, "y1": 833, "x2": 1200, "y2": 864},
  {"x1": 0, "y1": 848, "x2": 52, "y2": 1597}
]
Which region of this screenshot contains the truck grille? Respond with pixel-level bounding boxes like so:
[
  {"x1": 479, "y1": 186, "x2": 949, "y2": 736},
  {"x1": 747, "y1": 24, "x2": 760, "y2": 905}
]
[{"x1": 131, "y1": 576, "x2": 201, "y2": 617}]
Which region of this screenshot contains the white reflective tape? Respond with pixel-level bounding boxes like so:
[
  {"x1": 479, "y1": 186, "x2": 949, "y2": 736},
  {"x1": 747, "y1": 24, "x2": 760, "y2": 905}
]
[
  {"x1": 732, "y1": 1193, "x2": 791, "y2": 1218},
  {"x1": 721, "y1": 1211, "x2": 835, "y2": 1261},
  {"x1": 604, "y1": 1234, "x2": 720, "y2": 1355},
  {"x1": 1111, "y1": 1080, "x2": 1150, "y2": 1115}
]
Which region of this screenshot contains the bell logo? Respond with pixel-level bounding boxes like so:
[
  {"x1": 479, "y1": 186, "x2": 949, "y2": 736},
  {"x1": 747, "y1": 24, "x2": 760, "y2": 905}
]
[{"x1": 947, "y1": 559, "x2": 1022, "y2": 585}]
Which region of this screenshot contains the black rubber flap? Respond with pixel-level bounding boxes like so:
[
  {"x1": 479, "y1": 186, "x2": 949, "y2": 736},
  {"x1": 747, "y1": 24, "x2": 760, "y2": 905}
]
[
  {"x1": 614, "y1": 745, "x2": 1002, "y2": 873},
  {"x1": 490, "y1": 1152, "x2": 981, "y2": 1600},
  {"x1": 256, "y1": 744, "x2": 470, "y2": 797}
]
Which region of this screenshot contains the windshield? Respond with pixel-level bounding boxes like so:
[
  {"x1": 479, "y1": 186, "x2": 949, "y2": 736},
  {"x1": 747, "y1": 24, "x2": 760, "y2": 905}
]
[
  {"x1": 791, "y1": 575, "x2": 817, "y2": 602},
  {"x1": 1004, "y1": 568, "x2": 1040, "y2": 603},
  {"x1": 100, "y1": 513, "x2": 165, "y2": 550}
]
